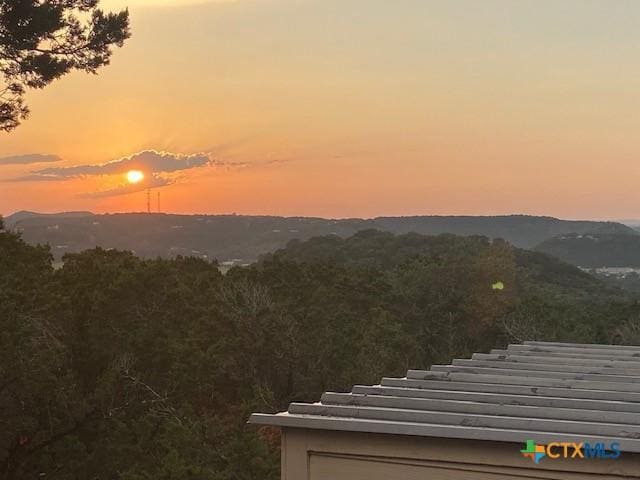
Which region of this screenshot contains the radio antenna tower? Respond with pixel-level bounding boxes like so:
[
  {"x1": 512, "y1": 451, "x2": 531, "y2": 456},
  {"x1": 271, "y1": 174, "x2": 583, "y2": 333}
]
[{"x1": 146, "y1": 188, "x2": 151, "y2": 214}]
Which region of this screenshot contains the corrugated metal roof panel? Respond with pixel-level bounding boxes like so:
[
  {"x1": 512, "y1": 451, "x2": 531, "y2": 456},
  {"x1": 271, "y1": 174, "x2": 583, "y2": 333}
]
[{"x1": 249, "y1": 342, "x2": 640, "y2": 451}]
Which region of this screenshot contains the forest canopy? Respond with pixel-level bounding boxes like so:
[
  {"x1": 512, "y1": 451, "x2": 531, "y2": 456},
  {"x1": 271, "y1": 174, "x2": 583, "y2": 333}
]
[{"x1": 1, "y1": 227, "x2": 639, "y2": 479}]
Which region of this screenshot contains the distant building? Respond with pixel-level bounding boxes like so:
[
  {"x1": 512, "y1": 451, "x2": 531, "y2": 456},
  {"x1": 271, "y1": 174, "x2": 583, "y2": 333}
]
[{"x1": 251, "y1": 341, "x2": 640, "y2": 479}]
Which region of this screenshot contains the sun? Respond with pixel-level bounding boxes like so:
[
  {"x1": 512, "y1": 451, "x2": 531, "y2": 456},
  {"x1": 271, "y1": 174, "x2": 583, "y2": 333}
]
[{"x1": 126, "y1": 170, "x2": 145, "y2": 184}]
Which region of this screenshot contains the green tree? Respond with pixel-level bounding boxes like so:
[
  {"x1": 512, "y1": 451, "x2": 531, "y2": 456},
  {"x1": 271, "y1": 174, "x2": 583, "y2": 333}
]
[
  {"x1": 0, "y1": 0, "x2": 130, "y2": 131},
  {"x1": 4, "y1": 227, "x2": 640, "y2": 479},
  {"x1": 0, "y1": 227, "x2": 91, "y2": 479}
]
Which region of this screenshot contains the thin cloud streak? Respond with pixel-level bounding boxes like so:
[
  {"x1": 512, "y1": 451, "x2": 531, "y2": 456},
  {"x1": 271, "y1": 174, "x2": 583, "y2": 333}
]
[
  {"x1": 0, "y1": 153, "x2": 62, "y2": 166},
  {"x1": 2, "y1": 174, "x2": 69, "y2": 182}
]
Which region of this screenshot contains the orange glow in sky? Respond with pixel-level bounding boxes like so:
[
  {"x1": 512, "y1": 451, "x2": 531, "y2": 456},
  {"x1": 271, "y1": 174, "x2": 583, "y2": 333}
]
[{"x1": 2, "y1": 1, "x2": 640, "y2": 220}]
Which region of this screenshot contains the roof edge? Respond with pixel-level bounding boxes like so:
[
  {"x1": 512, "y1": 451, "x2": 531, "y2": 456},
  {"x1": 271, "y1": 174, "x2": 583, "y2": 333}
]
[{"x1": 248, "y1": 413, "x2": 640, "y2": 453}]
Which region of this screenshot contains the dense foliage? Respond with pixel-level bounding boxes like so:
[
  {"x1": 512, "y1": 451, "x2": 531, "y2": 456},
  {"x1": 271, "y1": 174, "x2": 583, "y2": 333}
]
[{"x1": 2, "y1": 226, "x2": 640, "y2": 479}]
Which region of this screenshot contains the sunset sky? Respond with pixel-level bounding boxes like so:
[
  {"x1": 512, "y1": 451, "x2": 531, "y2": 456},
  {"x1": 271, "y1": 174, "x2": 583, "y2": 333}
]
[{"x1": 2, "y1": 0, "x2": 640, "y2": 219}]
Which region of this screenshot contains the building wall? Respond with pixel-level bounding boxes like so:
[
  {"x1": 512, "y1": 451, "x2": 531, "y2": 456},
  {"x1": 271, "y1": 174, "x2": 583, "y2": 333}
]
[{"x1": 281, "y1": 428, "x2": 640, "y2": 480}]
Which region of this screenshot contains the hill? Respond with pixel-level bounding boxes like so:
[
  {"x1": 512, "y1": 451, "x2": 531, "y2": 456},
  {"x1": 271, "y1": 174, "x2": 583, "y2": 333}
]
[
  {"x1": 4, "y1": 211, "x2": 636, "y2": 263},
  {"x1": 267, "y1": 230, "x2": 614, "y2": 300},
  {"x1": 534, "y1": 233, "x2": 640, "y2": 268},
  {"x1": 7, "y1": 210, "x2": 93, "y2": 222},
  {"x1": 371, "y1": 215, "x2": 634, "y2": 247}
]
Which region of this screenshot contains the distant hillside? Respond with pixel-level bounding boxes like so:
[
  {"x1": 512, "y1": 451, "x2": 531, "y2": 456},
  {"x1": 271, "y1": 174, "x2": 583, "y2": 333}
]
[
  {"x1": 372, "y1": 215, "x2": 635, "y2": 247},
  {"x1": 268, "y1": 230, "x2": 611, "y2": 299},
  {"x1": 4, "y1": 211, "x2": 636, "y2": 263},
  {"x1": 535, "y1": 233, "x2": 640, "y2": 267},
  {"x1": 7, "y1": 210, "x2": 93, "y2": 222}
]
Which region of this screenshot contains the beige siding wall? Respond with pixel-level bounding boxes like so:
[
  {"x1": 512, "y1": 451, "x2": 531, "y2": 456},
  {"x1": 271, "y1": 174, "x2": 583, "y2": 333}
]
[{"x1": 281, "y1": 428, "x2": 640, "y2": 480}]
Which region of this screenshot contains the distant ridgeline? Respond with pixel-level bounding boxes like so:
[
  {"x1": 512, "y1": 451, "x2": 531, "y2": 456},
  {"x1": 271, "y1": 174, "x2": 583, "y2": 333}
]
[
  {"x1": 4, "y1": 211, "x2": 636, "y2": 264},
  {"x1": 535, "y1": 233, "x2": 640, "y2": 268},
  {"x1": 533, "y1": 232, "x2": 640, "y2": 292}
]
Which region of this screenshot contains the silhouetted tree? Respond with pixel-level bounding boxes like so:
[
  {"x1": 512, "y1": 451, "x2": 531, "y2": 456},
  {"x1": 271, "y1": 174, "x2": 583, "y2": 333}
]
[{"x1": 0, "y1": 0, "x2": 130, "y2": 131}]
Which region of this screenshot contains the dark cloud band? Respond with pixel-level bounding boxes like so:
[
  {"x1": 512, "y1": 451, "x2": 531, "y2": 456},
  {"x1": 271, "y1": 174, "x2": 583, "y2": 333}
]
[
  {"x1": 0, "y1": 153, "x2": 62, "y2": 166},
  {"x1": 34, "y1": 150, "x2": 210, "y2": 179}
]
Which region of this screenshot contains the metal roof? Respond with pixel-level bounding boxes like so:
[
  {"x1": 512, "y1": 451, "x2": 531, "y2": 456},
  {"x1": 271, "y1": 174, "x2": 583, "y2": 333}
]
[{"x1": 249, "y1": 341, "x2": 640, "y2": 452}]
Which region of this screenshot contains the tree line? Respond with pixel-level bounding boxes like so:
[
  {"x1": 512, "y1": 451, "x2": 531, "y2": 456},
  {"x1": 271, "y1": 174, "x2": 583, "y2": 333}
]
[{"x1": 2, "y1": 224, "x2": 639, "y2": 479}]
